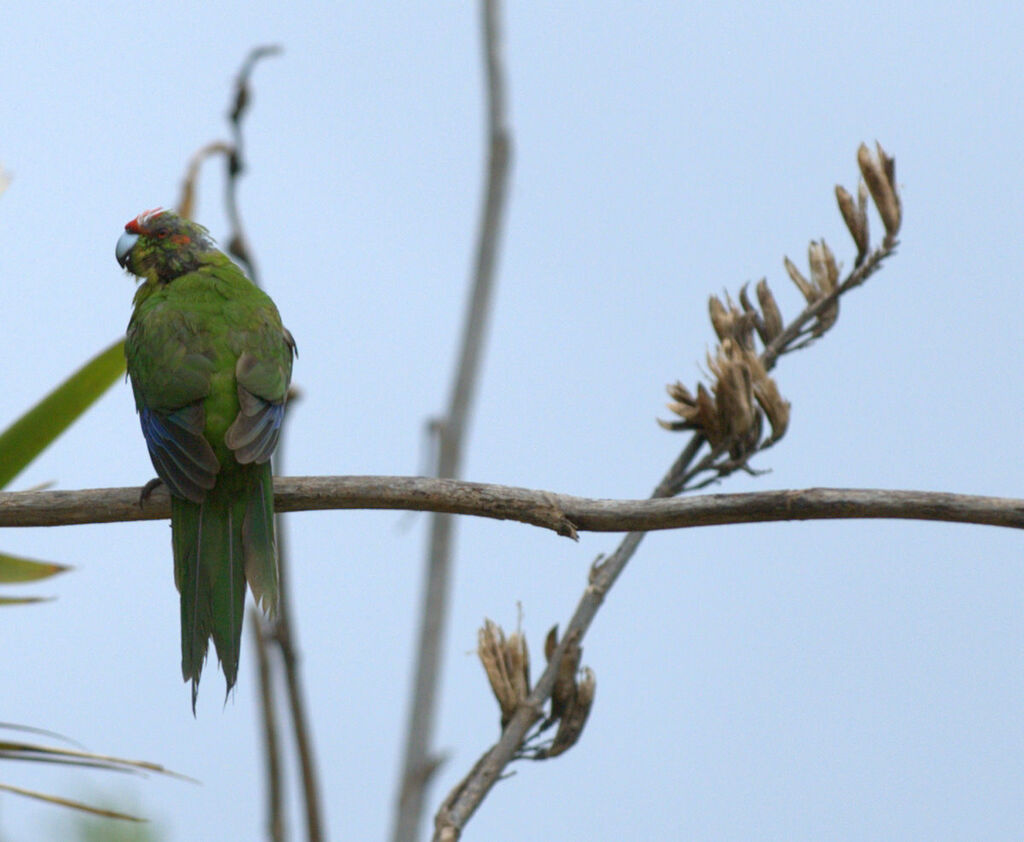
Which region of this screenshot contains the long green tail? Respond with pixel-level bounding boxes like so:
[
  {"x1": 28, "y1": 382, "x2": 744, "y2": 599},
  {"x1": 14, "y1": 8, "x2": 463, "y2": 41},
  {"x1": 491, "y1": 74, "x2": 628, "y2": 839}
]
[{"x1": 171, "y1": 464, "x2": 278, "y2": 710}]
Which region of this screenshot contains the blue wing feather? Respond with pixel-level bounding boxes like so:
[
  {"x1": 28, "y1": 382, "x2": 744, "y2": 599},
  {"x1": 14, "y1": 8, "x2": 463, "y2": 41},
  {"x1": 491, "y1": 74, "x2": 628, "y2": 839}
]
[
  {"x1": 140, "y1": 405, "x2": 220, "y2": 502},
  {"x1": 224, "y1": 391, "x2": 285, "y2": 464}
]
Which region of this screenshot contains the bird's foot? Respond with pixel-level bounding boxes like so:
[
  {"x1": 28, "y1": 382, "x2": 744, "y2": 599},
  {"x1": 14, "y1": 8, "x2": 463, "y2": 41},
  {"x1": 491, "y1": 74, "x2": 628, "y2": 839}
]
[{"x1": 138, "y1": 477, "x2": 164, "y2": 508}]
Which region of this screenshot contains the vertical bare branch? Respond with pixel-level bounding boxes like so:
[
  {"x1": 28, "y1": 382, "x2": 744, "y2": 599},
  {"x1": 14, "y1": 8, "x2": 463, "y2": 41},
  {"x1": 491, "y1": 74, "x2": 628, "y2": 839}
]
[
  {"x1": 252, "y1": 608, "x2": 286, "y2": 842},
  {"x1": 391, "y1": 2, "x2": 512, "y2": 840},
  {"x1": 224, "y1": 44, "x2": 282, "y2": 283},
  {"x1": 268, "y1": 444, "x2": 325, "y2": 842}
]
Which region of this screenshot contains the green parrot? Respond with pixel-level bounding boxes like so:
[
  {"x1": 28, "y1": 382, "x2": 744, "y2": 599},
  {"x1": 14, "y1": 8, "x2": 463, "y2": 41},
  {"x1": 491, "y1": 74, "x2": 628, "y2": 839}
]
[{"x1": 117, "y1": 208, "x2": 295, "y2": 710}]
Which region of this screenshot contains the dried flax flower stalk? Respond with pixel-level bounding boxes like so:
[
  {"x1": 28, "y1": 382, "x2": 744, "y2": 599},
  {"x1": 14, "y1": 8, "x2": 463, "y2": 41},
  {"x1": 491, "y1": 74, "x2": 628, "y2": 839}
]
[
  {"x1": 660, "y1": 142, "x2": 901, "y2": 490},
  {"x1": 433, "y1": 144, "x2": 902, "y2": 842}
]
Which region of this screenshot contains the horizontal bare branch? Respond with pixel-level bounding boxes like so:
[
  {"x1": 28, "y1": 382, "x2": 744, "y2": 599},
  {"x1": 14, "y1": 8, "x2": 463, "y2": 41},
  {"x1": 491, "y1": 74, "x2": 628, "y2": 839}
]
[{"x1": 1, "y1": 477, "x2": 1022, "y2": 536}]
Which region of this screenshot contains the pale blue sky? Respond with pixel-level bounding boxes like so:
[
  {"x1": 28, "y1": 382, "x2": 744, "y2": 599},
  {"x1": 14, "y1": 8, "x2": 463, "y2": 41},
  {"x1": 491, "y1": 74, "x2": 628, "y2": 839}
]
[{"x1": 2, "y1": 2, "x2": 1024, "y2": 840}]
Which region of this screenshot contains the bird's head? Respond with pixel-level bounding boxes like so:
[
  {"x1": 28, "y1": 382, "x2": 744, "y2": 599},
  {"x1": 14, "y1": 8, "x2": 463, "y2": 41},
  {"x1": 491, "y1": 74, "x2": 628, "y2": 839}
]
[{"x1": 116, "y1": 209, "x2": 214, "y2": 284}]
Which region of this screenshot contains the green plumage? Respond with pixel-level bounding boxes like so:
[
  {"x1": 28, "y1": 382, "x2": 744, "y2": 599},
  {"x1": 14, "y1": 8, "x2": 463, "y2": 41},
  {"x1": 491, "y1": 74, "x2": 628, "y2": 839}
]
[{"x1": 118, "y1": 209, "x2": 294, "y2": 710}]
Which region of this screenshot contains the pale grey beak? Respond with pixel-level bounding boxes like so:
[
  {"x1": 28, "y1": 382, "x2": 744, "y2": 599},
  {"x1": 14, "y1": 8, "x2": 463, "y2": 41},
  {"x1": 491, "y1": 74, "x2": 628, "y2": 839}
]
[{"x1": 116, "y1": 231, "x2": 138, "y2": 268}]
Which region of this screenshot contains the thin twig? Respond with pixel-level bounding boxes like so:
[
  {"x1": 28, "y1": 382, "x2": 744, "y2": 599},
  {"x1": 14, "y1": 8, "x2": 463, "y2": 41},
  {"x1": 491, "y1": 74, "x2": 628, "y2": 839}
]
[
  {"x1": 224, "y1": 44, "x2": 282, "y2": 283},
  {"x1": 2, "y1": 481, "x2": 1022, "y2": 534},
  {"x1": 252, "y1": 608, "x2": 286, "y2": 842},
  {"x1": 391, "y1": 2, "x2": 512, "y2": 841}
]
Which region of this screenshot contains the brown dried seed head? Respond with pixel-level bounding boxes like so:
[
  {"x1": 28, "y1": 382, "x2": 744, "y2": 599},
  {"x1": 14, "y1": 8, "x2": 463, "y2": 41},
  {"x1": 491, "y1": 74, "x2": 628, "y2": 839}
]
[
  {"x1": 835, "y1": 184, "x2": 869, "y2": 259},
  {"x1": 506, "y1": 631, "x2": 531, "y2": 704},
  {"x1": 738, "y1": 283, "x2": 755, "y2": 316},
  {"x1": 551, "y1": 635, "x2": 583, "y2": 723},
  {"x1": 835, "y1": 185, "x2": 858, "y2": 243},
  {"x1": 576, "y1": 666, "x2": 596, "y2": 710},
  {"x1": 708, "y1": 293, "x2": 756, "y2": 348},
  {"x1": 807, "y1": 240, "x2": 839, "y2": 294},
  {"x1": 727, "y1": 292, "x2": 758, "y2": 349},
  {"x1": 477, "y1": 620, "x2": 530, "y2": 727},
  {"x1": 712, "y1": 341, "x2": 757, "y2": 445},
  {"x1": 544, "y1": 625, "x2": 558, "y2": 663},
  {"x1": 660, "y1": 381, "x2": 697, "y2": 430},
  {"x1": 876, "y1": 141, "x2": 902, "y2": 235},
  {"x1": 857, "y1": 180, "x2": 871, "y2": 251},
  {"x1": 739, "y1": 285, "x2": 771, "y2": 348},
  {"x1": 543, "y1": 666, "x2": 597, "y2": 759},
  {"x1": 709, "y1": 295, "x2": 732, "y2": 342},
  {"x1": 877, "y1": 141, "x2": 896, "y2": 186},
  {"x1": 807, "y1": 241, "x2": 829, "y2": 293},
  {"x1": 822, "y1": 241, "x2": 839, "y2": 292},
  {"x1": 857, "y1": 142, "x2": 901, "y2": 237},
  {"x1": 665, "y1": 380, "x2": 695, "y2": 406},
  {"x1": 784, "y1": 255, "x2": 818, "y2": 303},
  {"x1": 756, "y1": 279, "x2": 783, "y2": 344},
  {"x1": 751, "y1": 370, "x2": 790, "y2": 444},
  {"x1": 738, "y1": 348, "x2": 788, "y2": 448},
  {"x1": 805, "y1": 241, "x2": 840, "y2": 335},
  {"x1": 477, "y1": 620, "x2": 517, "y2": 725},
  {"x1": 660, "y1": 378, "x2": 724, "y2": 440},
  {"x1": 664, "y1": 402, "x2": 698, "y2": 424},
  {"x1": 694, "y1": 382, "x2": 722, "y2": 443}
]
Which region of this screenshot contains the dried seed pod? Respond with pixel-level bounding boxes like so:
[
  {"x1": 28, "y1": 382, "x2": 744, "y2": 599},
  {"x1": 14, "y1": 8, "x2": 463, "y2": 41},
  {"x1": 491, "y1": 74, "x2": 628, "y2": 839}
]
[
  {"x1": 477, "y1": 620, "x2": 515, "y2": 725},
  {"x1": 738, "y1": 283, "x2": 755, "y2": 316},
  {"x1": 807, "y1": 240, "x2": 839, "y2": 336},
  {"x1": 477, "y1": 619, "x2": 531, "y2": 728},
  {"x1": 543, "y1": 666, "x2": 596, "y2": 759},
  {"x1": 747, "y1": 354, "x2": 790, "y2": 444},
  {"x1": 755, "y1": 279, "x2": 783, "y2": 344},
  {"x1": 784, "y1": 255, "x2": 818, "y2": 303},
  {"x1": 544, "y1": 625, "x2": 558, "y2": 662},
  {"x1": 708, "y1": 293, "x2": 756, "y2": 348},
  {"x1": 728, "y1": 292, "x2": 758, "y2": 349},
  {"x1": 877, "y1": 141, "x2": 896, "y2": 186},
  {"x1": 857, "y1": 142, "x2": 901, "y2": 236},
  {"x1": 710, "y1": 340, "x2": 758, "y2": 452},
  {"x1": 857, "y1": 181, "x2": 871, "y2": 249},
  {"x1": 835, "y1": 184, "x2": 868, "y2": 260},
  {"x1": 693, "y1": 382, "x2": 722, "y2": 443},
  {"x1": 507, "y1": 631, "x2": 530, "y2": 707},
  {"x1": 656, "y1": 417, "x2": 687, "y2": 431},
  {"x1": 660, "y1": 381, "x2": 698, "y2": 430},
  {"x1": 709, "y1": 295, "x2": 732, "y2": 343},
  {"x1": 808, "y1": 240, "x2": 839, "y2": 294},
  {"x1": 738, "y1": 283, "x2": 769, "y2": 347},
  {"x1": 550, "y1": 632, "x2": 582, "y2": 724},
  {"x1": 659, "y1": 380, "x2": 722, "y2": 442},
  {"x1": 808, "y1": 241, "x2": 829, "y2": 293}
]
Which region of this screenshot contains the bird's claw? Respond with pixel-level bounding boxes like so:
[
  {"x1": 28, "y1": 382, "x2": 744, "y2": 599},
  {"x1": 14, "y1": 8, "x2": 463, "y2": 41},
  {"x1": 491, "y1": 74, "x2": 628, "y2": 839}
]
[{"x1": 139, "y1": 477, "x2": 164, "y2": 508}]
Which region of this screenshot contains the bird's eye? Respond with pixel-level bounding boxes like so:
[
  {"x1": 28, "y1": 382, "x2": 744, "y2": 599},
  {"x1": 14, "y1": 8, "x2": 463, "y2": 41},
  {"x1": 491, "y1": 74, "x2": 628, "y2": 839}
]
[{"x1": 157, "y1": 230, "x2": 169, "y2": 239}]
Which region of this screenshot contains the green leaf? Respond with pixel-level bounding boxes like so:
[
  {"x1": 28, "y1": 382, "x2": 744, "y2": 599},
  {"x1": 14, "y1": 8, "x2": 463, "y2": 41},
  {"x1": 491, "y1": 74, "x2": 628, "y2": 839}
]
[
  {"x1": 0, "y1": 595, "x2": 51, "y2": 606},
  {"x1": 0, "y1": 782, "x2": 146, "y2": 822},
  {"x1": 0, "y1": 730, "x2": 193, "y2": 821},
  {"x1": 0, "y1": 738, "x2": 196, "y2": 782},
  {"x1": 0, "y1": 551, "x2": 70, "y2": 583},
  {"x1": 0, "y1": 339, "x2": 126, "y2": 490}
]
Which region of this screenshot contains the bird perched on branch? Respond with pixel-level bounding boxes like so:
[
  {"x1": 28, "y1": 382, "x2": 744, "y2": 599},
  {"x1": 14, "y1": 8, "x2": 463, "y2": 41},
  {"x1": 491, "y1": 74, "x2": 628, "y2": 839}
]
[{"x1": 117, "y1": 208, "x2": 295, "y2": 710}]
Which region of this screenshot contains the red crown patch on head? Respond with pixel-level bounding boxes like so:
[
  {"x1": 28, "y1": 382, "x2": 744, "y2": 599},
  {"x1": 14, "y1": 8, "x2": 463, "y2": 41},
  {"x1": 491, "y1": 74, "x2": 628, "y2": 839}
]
[{"x1": 125, "y1": 207, "x2": 166, "y2": 234}]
